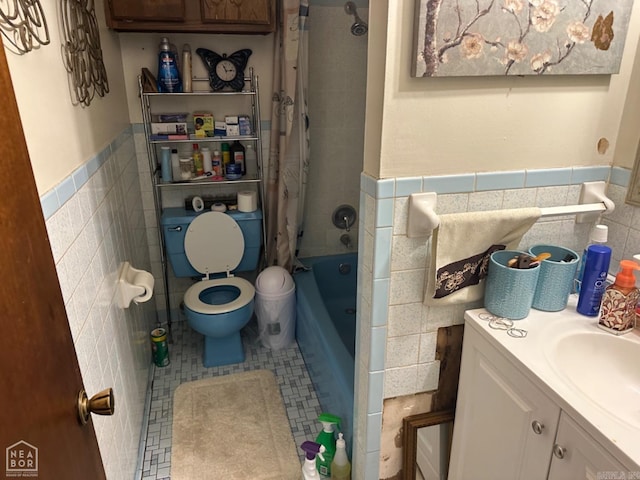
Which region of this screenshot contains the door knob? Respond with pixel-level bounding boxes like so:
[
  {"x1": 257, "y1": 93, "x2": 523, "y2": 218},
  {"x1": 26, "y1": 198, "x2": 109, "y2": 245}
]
[
  {"x1": 552, "y1": 443, "x2": 567, "y2": 459},
  {"x1": 77, "y1": 388, "x2": 115, "y2": 425},
  {"x1": 531, "y1": 420, "x2": 544, "y2": 434}
]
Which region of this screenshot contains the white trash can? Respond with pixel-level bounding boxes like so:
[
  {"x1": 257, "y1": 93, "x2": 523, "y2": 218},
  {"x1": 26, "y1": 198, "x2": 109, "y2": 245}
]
[{"x1": 255, "y1": 266, "x2": 296, "y2": 349}]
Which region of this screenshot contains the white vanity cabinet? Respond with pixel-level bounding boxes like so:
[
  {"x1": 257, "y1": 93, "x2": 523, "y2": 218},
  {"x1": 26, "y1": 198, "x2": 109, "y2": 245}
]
[
  {"x1": 449, "y1": 312, "x2": 635, "y2": 480},
  {"x1": 547, "y1": 412, "x2": 627, "y2": 479},
  {"x1": 448, "y1": 325, "x2": 560, "y2": 480}
]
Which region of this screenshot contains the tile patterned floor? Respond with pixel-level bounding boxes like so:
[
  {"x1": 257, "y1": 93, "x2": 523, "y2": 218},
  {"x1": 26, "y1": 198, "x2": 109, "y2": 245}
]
[{"x1": 140, "y1": 317, "x2": 322, "y2": 479}]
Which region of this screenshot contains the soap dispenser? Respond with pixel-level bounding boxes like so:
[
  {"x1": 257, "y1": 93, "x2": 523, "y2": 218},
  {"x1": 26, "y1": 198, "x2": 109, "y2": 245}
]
[{"x1": 598, "y1": 259, "x2": 640, "y2": 335}]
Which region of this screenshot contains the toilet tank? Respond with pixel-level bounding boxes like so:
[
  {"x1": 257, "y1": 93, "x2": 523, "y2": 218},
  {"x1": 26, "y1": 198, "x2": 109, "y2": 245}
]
[{"x1": 161, "y1": 207, "x2": 263, "y2": 277}]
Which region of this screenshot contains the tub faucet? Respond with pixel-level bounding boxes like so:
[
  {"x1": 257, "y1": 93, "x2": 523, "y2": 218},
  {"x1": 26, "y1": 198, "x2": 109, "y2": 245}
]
[
  {"x1": 343, "y1": 216, "x2": 350, "y2": 232},
  {"x1": 340, "y1": 233, "x2": 352, "y2": 249}
]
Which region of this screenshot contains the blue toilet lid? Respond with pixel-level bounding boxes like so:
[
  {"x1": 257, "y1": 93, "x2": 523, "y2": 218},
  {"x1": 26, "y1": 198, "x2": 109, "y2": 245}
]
[{"x1": 184, "y1": 212, "x2": 244, "y2": 275}]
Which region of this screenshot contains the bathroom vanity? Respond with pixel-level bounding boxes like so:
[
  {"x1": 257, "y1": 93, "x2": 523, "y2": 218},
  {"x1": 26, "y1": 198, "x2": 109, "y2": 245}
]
[{"x1": 449, "y1": 296, "x2": 640, "y2": 479}]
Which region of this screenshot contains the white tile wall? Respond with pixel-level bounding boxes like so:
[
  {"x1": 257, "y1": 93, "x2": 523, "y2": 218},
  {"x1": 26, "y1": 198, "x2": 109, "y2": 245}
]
[
  {"x1": 299, "y1": 4, "x2": 367, "y2": 258},
  {"x1": 352, "y1": 166, "x2": 640, "y2": 480},
  {"x1": 44, "y1": 128, "x2": 155, "y2": 480}
]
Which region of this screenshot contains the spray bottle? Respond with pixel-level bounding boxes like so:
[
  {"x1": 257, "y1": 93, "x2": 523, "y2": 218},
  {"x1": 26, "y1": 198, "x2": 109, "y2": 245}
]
[
  {"x1": 300, "y1": 441, "x2": 325, "y2": 480},
  {"x1": 598, "y1": 260, "x2": 640, "y2": 335},
  {"x1": 574, "y1": 224, "x2": 608, "y2": 294},
  {"x1": 315, "y1": 413, "x2": 340, "y2": 478}
]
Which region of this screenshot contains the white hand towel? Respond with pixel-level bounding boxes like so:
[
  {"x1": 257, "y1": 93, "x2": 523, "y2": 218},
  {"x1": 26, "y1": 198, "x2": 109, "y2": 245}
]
[{"x1": 423, "y1": 207, "x2": 541, "y2": 306}]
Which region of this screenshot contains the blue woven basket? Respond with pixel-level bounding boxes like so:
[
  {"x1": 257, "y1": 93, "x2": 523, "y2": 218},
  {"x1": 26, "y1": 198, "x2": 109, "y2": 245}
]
[{"x1": 484, "y1": 250, "x2": 540, "y2": 320}]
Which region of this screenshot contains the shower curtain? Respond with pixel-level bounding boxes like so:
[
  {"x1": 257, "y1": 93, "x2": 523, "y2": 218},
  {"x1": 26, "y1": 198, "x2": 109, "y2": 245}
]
[{"x1": 265, "y1": 0, "x2": 310, "y2": 271}]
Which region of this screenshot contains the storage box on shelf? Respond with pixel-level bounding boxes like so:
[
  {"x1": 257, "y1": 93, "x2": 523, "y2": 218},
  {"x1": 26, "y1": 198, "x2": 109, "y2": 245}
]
[{"x1": 139, "y1": 70, "x2": 266, "y2": 330}]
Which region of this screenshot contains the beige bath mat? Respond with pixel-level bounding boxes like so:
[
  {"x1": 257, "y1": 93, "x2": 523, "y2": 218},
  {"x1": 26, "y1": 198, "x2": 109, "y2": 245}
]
[{"x1": 171, "y1": 369, "x2": 299, "y2": 480}]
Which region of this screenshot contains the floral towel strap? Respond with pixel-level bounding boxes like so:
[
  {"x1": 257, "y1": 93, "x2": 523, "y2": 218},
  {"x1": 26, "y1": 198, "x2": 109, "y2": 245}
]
[{"x1": 433, "y1": 244, "x2": 505, "y2": 299}]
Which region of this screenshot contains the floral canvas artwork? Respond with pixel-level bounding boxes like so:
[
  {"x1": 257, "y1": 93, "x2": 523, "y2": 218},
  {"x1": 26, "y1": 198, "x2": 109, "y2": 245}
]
[{"x1": 413, "y1": 0, "x2": 633, "y2": 77}]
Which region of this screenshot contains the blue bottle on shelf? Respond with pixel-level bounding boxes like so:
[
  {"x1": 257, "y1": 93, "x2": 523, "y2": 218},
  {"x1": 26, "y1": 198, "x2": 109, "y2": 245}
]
[
  {"x1": 157, "y1": 37, "x2": 182, "y2": 93},
  {"x1": 160, "y1": 146, "x2": 172, "y2": 182},
  {"x1": 576, "y1": 244, "x2": 612, "y2": 316}
]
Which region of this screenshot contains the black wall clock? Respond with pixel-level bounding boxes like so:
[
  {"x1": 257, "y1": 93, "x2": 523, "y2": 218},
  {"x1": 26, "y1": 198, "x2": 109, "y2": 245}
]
[{"x1": 195, "y1": 48, "x2": 252, "y2": 92}]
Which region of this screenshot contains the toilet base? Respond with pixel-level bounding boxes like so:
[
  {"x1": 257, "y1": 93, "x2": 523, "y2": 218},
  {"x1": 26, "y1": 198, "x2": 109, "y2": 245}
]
[{"x1": 203, "y1": 332, "x2": 245, "y2": 367}]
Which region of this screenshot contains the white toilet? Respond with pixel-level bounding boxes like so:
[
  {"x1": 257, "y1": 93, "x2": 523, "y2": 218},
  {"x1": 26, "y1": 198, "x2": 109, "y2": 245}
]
[{"x1": 162, "y1": 208, "x2": 263, "y2": 367}]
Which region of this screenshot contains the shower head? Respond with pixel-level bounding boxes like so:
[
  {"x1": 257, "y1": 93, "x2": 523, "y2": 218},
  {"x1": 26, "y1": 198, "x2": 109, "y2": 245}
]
[{"x1": 344, "y1": 1, "x2": 368, "y2": 36}]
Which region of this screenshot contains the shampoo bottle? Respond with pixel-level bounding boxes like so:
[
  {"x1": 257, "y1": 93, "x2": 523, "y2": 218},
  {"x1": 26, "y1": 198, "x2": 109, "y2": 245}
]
[
  {"x1": 576, "y1": 244, "x2": 612, "y2": 316},
  {"x1": 221, "y1": 142, "x2": 231, "y2": 169},
  {"x1": 192, "y1": 144, "x2": 203, "y2": 176},
  {"x1": 330, "y1": 433, "x2": 351, "y2": 480},
  {"x1": 574, "y1": 224, "x2": 608, "y2": 293},
  {"x1": 316, "y1": 413, "x2": 340, "y2": 478},
  {"x1": 157, "y1": 37, "x2": 182, "y2": 93},
  {"x1": 598, "y1": 260, "x2": 640, "y2": 335},
  {"x1": 300, "y1": 441, "x2": 325, "y2": 480}
]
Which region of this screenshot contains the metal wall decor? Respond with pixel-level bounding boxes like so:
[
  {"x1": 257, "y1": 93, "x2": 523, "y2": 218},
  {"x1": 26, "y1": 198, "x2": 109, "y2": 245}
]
[
  {"x1": 0, "y1": 0, "x2": 50, "y2": 54},
  {"x1": 60, "y1": 0, "x2": 108, "y2": 107}
]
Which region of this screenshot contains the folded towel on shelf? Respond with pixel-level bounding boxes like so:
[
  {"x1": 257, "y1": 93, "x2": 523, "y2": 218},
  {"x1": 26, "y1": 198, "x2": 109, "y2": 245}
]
[{"x1": 423, "y1": 207, "x2": 541, "y2": 306}]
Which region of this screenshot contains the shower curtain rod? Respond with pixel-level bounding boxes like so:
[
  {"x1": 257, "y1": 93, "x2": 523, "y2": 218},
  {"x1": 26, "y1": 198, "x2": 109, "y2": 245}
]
[{"x1": 406, "y1": 181, "x2": 615, "y2": 238}]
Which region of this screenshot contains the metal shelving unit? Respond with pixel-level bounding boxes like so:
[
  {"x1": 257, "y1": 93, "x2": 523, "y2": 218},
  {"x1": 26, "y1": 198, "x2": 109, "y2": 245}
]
[{"x1": 139, "y1": 70, "x2": 266, "y2": 333}]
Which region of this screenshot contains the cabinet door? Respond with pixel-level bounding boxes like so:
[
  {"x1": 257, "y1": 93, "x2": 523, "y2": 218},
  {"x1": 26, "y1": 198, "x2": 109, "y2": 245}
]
[
  {"x1": 449, "y1": 329, "x2": 561, "y2": 480},
  {"x1": 548, "y1": 412, "x2": 627, "y2": 480},
  {"x1": 201, "y1": 0, "x2": 275, "y2": 27},
  {"x1": 107, "y1": 0, "x2": 185, "y2": 22}
]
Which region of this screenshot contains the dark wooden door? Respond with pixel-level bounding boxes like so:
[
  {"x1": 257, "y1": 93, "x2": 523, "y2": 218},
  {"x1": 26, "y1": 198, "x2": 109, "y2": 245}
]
[{"x1": 0, "y1": 37, "x2": 106, "y2": 479}]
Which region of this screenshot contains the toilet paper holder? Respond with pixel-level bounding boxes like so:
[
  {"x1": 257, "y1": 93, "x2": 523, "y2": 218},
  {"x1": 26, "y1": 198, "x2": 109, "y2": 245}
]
[{"x1": 116, "y1": 262, "x2": 155, "y2": 309}]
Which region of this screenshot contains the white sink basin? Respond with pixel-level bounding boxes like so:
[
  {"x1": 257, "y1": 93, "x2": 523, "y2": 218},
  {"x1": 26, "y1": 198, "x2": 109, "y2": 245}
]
[{"x1": 549, "y1": 331, "x2": 640, "y2": 428}]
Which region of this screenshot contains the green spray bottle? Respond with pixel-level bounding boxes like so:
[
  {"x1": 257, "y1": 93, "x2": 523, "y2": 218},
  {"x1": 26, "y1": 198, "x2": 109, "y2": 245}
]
[{"x1": 315, "y1": 413, "x2": 341, "y2": 478}]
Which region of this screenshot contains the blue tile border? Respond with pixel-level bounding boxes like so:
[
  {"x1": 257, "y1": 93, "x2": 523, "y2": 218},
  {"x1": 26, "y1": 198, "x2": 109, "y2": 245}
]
[
  {"x1": 40, "y1": 126, "x2": 132, "y2": 220},
  {"x1": 423, "y1": 174, "x2": 475, "y2": 194},
  {"x1": 367, "y1": 371, "x2": 384, "y2": 414},
  {"x1": 477, "y1": 170, "x2": 525, "y2": 191},
  {"x1": 571, "y1": 166, "x2": 610, "y2": 184},
  {"x1": 55, "y1": 176, "x2": 76, "y2": 207},
  {"x1": 395, "y1": 177, "x2": 422, "y2": 197},
  {"x1": 373, "y1": 227, "x2": 392, "y2": 279},
  {"x1": 610, "y1": 166, "x2": 631, "y2": 187},
  {"x1": 369, "y1": 327, "x2": 386, "y2": 372},
  {"x1": 376, "y1": 178, "x2": 395, "y2": 198},
  {"x1": 366, "y1": 413, "x2": 382, "y2": 452},
  {"x1": 371, "y1": 279, "x2": 389, "y2": 327},
  {"x1": 525, "y1": 168, "x2": 572, "y2": 187},
  {"x1": 40, "y1": 190, "x2": 59, "y2": 220},
  {"x1": 375, "y1": 198, "x2": 394, "y2": 228},
  {"x1": 362, "y1": 165, "x2": 617, "y2": 199}
]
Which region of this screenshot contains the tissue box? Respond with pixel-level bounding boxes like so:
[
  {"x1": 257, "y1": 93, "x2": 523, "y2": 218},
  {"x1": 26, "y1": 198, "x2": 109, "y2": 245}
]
[
  {"x1": 151, "y1": 122, "x2": 188, "y2": 135},
  {"x1": 193, "y1": 113, "x2": 214, "y2": 138}
]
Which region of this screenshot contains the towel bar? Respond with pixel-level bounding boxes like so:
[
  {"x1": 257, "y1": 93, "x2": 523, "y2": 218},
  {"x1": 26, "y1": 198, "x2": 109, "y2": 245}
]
[{"x1": 407, "y1": 181, "x2": 615, "y2": 238}]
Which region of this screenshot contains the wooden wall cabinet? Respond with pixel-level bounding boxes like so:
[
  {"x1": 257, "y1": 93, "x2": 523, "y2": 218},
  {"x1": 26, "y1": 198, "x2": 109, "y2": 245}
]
[{"x1": 105, "y1": 0, "x2": 275, "y2": 34}]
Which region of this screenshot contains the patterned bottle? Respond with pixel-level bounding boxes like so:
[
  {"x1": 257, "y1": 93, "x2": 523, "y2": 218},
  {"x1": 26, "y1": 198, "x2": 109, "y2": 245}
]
[{"x1": 598, "y1": 260, "x2": 640, "y2": 335}]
